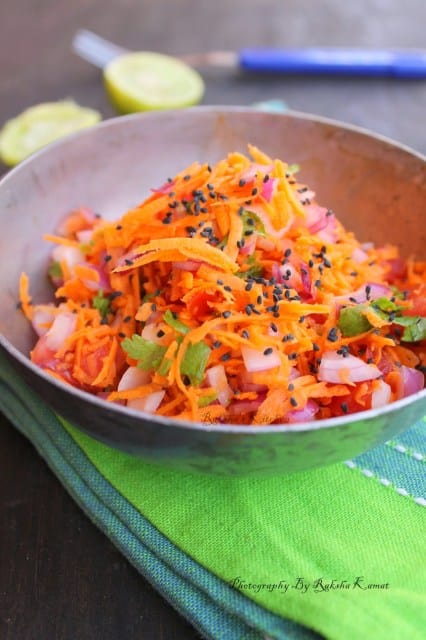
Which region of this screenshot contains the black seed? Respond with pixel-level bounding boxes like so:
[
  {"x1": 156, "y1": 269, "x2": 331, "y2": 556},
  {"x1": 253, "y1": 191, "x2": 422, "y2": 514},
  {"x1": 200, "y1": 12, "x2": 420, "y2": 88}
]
[
  {"x1": 288, "y1": 383, "x2": 294, "y2": 391},
  {"x1": 220, "y1": 352, "x2": 231, "y2": 362},
  {"x1": 157, "y1": 330, "x2": 165, "y2": 338},
  {"x1": 223, "y1": 311, "x2": 231, "y2": 319},
  {"x1": 123, "y1": 315, "x2": 132, "y2": 323},
  {"x1": 212, "y1": 340, "x2": 222, "y2": 349},
  {"x1": 365, "y1": 285, "x2": 371, "y2": 301},
  {"x1": 104, "y1": 254, "x2": 112, "y2": 262},
  {"x1": 284, "y1": 248, "x2": 292, "y2": 258},
  {"x1": 245, "y1": 305, "x2": 252, "y2": 316},
  {"x1": 125, "y1": 259, "x2": 134, "y2": 265},
  {"x1": 340, "y1": 402, "x2": 348, "y2": 414},
  {"x1": 290, "y1": 397, "x2": 298, "y2": 407},
  {"x1": 239, "y1": 179, "x2": 246, "y2": 187},
  {"x1": 308, "y1": 259, "x2": 314, "y2": 268},
  {"x1": 323, "y1": 258, "x2": 332, "y2": 268},
  {"x1": 118, "y1": 332, "x2": 126, "y2": 338},
  {"x1": 151, "y1": 303, "x2": 157, "y2": 312},
  {"x1": 108, "y1": 291, "x2": 123, "y2": 301},
  {"x1": 183, "y1": 174, "x2": 191, "y2": 181},
  {"x1": 263, "y1": 347, "x2": 273, "y2": 356},
  {"x1": 224, "y1": 285, "x2": 232, "y2": 292},
  {"x1": 270, "y1": 322, "x2": 278, "y2": 332},
  {"x1": 241, "y1": 330, "x2": 250, "y2": 339},
  {"x1": 245, "y1": 281, "x2": 253, "y2": 291},
  {"x1": 327, "y1": 327, "x2": 338, "y2": 342},
  {"x1": 315, "y1": 279, "x2": 321, "y2": 288},
  {"x1": 312, "y1": 343, "x2": 320, "y2": 352},
  {"x1": 257, "y1": 295, "x2": 262, "y2": 305},
  {"x1": 298, "y1": 316, "x2": 305, "y2": 324},
  {"x1": 251, "y1": 187, "x2": 258, "y2": 196},
  {"x1": 263, "y1": 174, "x2": 270, "y2": 183},
  {"x1": 115, "y1": 224, "x2": 122, "y2": 230}
]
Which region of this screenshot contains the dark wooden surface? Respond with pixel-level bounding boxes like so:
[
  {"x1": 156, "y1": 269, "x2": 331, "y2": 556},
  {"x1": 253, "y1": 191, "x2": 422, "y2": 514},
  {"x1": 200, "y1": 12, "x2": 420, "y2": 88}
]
[{"x1": 0, "y1": 1, "x2": 424, "y2": 639}]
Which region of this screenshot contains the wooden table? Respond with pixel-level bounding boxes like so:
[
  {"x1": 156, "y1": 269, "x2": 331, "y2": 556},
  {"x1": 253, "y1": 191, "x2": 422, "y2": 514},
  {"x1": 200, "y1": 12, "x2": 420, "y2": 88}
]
[{"x1": 1, "y1": 1, "x2": 424, "y2": 638}]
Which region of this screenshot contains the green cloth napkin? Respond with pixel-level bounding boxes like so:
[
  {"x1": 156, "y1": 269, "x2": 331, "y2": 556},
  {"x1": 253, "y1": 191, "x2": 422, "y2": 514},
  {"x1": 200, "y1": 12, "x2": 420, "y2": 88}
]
[{"x1": 1, "y1": 349, "x2": 425, "y2": 640}]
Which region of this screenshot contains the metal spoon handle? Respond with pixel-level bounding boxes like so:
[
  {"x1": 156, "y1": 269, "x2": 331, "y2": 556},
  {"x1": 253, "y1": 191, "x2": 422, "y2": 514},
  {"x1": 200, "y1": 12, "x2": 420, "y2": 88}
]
[{"x1": 72, "y1": 30, "x2": 128, "y2": 68}]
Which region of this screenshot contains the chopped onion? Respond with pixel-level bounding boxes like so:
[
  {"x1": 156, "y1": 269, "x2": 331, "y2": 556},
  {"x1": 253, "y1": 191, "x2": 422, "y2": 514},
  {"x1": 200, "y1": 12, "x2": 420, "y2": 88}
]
[
  {"x1": 241, "y1": 345, "x2": 281, "y2": 372},
  {"x1": 52, "y1": 245, "x2": 85, "y2": 269},
  {"x1": 31, "y1": 305, "x2": 56, "y2": 337},
  {"x1": 351, "y1": 248, "x2": 369, "y2": 264},
  {"x1": 371, "y1": 380, "x2": 392, "y2": 408},
  {"x1": 76, "y1": 229, "x2": 93, "y2": 244},
  {"x1": 260, "y1": 177, "x2": 277, "y2": 202},
  {"x1": 318, "y1": 351, "x2": 381, "y2": 383},
  {"x1": 228, "y1": 397, "x2": 265, "y2": 416},
  {"x1": 44, "y1": 312, "x2": 77, "y2": 351},
  {"x1": 117, "y1": 366, "x2": 151, "y2": 391},
  {"x1": 287, "y1": 399, "x2": 319, "y2": 423},
  {"x1": 173, "y1": 260, "x2": 203, "y2": 272},
  {"x1": 400, "y1": 365, "x2": 424, "y2": 398},
  {"x1": 206, "y1": 364, "x2": 232, "y2": 406},
  {"x1": 141, "y1": 323, "x2": 168, "y2": 345},
  {"x1": 127, "y1": 390, "x2": 165, "y2": 413},
  {"x1": 304, "y1": 204, "x2": 330, "y2": 233},
  {"x1": 151, "y1": 180, "x2": 175, "y2": 195}
]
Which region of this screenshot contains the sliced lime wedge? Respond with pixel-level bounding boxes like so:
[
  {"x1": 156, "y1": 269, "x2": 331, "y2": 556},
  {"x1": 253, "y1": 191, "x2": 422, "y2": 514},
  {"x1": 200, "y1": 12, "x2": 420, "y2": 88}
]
[
  {"x1": 0, "y1": 100, "x2": 101, "y2": 166},
  {"x1": 103, "y1": 52, "x2": 205, "y2": 114}
]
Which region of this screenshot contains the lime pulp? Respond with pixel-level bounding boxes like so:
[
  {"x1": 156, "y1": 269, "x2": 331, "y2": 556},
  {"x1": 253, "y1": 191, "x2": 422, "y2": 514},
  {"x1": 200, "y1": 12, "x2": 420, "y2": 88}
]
[{"x1": 103, "y1": 52, "x2": 205, "y2": 114}]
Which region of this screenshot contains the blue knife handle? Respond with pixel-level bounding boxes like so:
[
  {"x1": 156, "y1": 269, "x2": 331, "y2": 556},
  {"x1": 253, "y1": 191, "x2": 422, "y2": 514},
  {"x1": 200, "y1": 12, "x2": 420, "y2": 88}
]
[{"x1": 238, "y1": 48, "x2": 426, "y2": 78}]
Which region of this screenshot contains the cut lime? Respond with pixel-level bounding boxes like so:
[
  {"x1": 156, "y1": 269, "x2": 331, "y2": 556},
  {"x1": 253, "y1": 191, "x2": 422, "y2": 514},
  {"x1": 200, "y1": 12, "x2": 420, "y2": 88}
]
[
  {"x1": 103, "y1": 52, "x2": 205, "y2": 114},
  {"x1": 0, "y1": 100, "x2": 101, "y2": 166}
]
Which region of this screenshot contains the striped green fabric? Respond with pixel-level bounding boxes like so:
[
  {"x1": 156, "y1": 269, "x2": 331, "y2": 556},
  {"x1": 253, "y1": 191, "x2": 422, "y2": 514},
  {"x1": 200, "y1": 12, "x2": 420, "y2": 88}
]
[{"x1": 1, "y1": 348, "x2": 425, "y2": 640}]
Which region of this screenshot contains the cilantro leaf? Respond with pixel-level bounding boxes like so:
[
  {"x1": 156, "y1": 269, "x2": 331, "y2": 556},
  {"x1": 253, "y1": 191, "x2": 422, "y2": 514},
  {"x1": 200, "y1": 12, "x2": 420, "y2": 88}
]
[
  {"x1": 180, "y1": 341, "x2": 211, "y2": 386},
  {"x1": 157, "y1": 358, "x2": 173, "y2": 376},
  {"x1": 236, "y1": 254, "x2": 263, "y2": 279},
  {"x1": 93, "y1": 289, "x2": 110, "y2": 320},
  {"x1": 198, "y1": 392, "x2": 218, "y2": 407},
  {"x1": 242, "y1": 210, "x2": 266, "y2": 237},
  {"x1": 338, "y1": 306, "x2": 372, "y2": 337},
  {"x1": 286, "y1": 163, "x2": 300, "y2": 175},
  {"x1": 122, "y1": 335, "x2": 167, "y2": 371},
  {"x1": 393, "y1": 316, "x2": 426, "y2": 342},
  {"x1": 163, "y1": 309, "x2": 190, "y2": 335},
  {"x1": 48, "y1": 261, "x2": 63, "y2": 279}
]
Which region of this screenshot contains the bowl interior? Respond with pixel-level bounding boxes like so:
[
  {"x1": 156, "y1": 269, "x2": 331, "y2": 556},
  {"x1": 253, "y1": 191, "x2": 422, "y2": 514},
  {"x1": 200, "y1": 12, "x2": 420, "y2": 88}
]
[{"x1": 0, "y1": 107, "x2": 425, "y2": 358}]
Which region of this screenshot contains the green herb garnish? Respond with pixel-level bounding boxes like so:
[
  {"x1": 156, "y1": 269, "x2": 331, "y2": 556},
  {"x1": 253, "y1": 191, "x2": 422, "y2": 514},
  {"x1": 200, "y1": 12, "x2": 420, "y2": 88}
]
[
  {"x1": 164, "y1": 309, "x2": 190, "y2": 335},
  {"x1": 198, "y1": 392, "x2": 218, "y2": 407},
  {"x1": 180, "y1": 341, "x2": 211, "y2": 386},
  {"x1": 93, "y1": 289, "x2": 110, "y2": 320},
  {"x1": 122, "y1": 335, "x2": 167, "y2": 371},
  {"x1": 48, "y1": 261, "x2": 62, "y2": 279}
]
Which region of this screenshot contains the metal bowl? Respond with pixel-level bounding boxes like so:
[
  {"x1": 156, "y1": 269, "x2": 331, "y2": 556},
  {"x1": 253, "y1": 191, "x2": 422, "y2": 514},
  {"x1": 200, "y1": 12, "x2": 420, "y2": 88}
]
[{"x1": 0, "y1": 107, "x2": 425, "y2": 475}]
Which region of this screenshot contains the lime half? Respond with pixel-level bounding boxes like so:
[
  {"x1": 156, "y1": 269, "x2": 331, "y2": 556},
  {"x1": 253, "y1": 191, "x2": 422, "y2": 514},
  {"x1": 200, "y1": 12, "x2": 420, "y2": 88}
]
[
  {"x1": 0, "y1": 100, "x2": 101, "y2": 166},
  {"x1": 104, "y1": 52, "x2": 205, "y2": 114}
]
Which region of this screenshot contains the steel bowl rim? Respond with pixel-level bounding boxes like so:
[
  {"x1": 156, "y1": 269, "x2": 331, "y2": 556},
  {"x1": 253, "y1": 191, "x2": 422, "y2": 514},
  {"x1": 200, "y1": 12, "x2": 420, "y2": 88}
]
[{"x1": 0, "y1": 106, "x2": 425, "y2": 435}]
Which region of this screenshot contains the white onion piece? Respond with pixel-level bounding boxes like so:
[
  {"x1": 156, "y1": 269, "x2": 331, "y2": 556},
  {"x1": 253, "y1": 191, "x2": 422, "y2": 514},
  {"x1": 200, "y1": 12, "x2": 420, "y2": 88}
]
[
  {"x1": 287, "y1": 399, "x2": 319, "y2": 423},
  {"x1": 117, "y1": 367, "x2": 151, "y2": 391},
  {"x1": 52, "y1": 245, "x2": 85, "y2": 269},
  {"x1": 44, "y1": 313, "x2": 77, "y2": 351},
  {"x1": 206, "y1": 364, "x2": 232, "y2": 406},
  {"x1": 351, "y1": 248, "x2": 369, "y2": 264},
  {"x1": 400, "y1": 366, "x2": 424, "y2": 398},
  {"x1": 371, "y1": 380, "x2": 392, "y2": 409},
  {"x1": 318, "y1": 351, "x2": 381, "y2": 384},
  {"x1": 141, "y1": 323, "x2": 168, "y2": 345},
  {"x1": 241, "y1": 346, "x2": 281, "y2": 372},
  {"x1": 76, "y1": 229, "x2": 93, "y2": 244},
  {"x1": 128, "y1": 390, "x2": 165, "y2": 413},
  {"x1": 31, "y1": 306, "x2": 56, "y2": 337}
]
